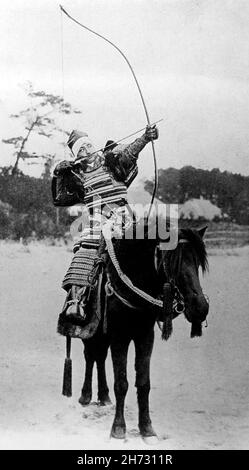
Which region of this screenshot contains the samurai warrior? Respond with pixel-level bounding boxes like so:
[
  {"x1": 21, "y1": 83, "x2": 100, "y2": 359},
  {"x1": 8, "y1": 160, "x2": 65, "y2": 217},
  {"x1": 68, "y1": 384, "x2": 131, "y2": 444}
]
[{"x1": 52, "y1": 125, "x2": 158, "y2": 338}]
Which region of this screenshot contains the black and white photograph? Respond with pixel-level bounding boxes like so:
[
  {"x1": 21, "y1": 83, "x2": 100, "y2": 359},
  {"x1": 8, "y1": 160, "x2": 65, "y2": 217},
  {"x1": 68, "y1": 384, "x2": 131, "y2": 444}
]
[{"x1": 0, "y1": 0, "x2": 249, "y2": 454}]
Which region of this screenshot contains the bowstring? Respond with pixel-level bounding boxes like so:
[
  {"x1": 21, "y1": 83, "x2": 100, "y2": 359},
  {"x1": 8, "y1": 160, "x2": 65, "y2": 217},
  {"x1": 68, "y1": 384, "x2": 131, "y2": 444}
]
[
  {"x1": 59, "y1": 4, "x2": 158, "y2": 217},
  {"x1": 60, "y1": 7, "x2": 66, "y2": 158}
]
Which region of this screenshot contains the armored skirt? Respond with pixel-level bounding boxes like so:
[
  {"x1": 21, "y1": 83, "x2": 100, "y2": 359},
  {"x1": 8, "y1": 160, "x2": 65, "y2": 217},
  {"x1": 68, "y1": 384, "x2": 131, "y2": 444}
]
[{"x1": 61, "y1": 164, "x2": 135, "y2": 291}]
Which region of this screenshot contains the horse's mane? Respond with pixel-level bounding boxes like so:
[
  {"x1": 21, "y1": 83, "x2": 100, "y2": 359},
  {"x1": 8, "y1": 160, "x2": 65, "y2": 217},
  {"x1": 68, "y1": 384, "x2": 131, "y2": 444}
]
[
  {"x1": 178, "y1": 228, "x2": 208, "y2": 274},
  {"x1": 111, "y1": 220, "x2": 208, "y2": 276}
]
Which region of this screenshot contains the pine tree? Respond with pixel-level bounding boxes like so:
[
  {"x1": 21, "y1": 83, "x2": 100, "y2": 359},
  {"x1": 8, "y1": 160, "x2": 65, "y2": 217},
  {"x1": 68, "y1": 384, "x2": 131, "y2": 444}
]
[{"x1": 2, "y1": 82, "x2": 81, "y2": 175}]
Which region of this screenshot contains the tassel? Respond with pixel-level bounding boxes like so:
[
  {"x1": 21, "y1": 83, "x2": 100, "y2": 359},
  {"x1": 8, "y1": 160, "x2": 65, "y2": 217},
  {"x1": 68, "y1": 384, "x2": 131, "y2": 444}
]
[
  {"x1": 161, "y1": 282, "x2": 173, "y2": 341},
  {"x1": 162, "y1": 314, "x2": 173, "y2": 341},
  {"x1": 62, "y1": 336, "x2": 72, "y2": 397},
  {"x1": 191, "y1": 322, "x2": 202, "y2": 338}
]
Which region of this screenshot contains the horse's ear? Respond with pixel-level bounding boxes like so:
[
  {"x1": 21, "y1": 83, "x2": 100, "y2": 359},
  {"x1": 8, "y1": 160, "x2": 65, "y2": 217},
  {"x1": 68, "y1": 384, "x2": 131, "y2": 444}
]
[{"x1": 197, "y1": 225, "x2": 208, "y2": 238}]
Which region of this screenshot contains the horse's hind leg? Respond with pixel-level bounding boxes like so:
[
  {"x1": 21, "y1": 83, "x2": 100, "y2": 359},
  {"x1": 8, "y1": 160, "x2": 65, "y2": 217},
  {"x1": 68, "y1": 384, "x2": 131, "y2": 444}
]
[
  {"x1": 79, "y1": 341, "x2": 94, "y2": 406},
  {"x1": 134, "y1": 328, "x2": 158, "y2": 443},
  {"x1": 110, "y1": 339, "x2": 130, "y2": 439}
]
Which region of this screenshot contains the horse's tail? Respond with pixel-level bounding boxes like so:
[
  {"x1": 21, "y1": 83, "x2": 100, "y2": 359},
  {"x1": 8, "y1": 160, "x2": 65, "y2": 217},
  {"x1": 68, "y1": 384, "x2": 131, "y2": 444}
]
[{"x1": 62, "y1": 335, "x2": 72, "y2": 397}]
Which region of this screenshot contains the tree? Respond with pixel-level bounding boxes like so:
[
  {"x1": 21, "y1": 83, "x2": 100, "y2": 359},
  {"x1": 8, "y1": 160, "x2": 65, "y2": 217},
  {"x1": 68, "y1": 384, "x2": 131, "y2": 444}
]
[
  {"x1": 2, "y1": 82, "x2": 81, "y2": 175},
  {"x1": 144, "y1": 166, "x2": 249, "y2": 225},
  {"x1": 145, "y1": 168, "x2": 181, "y2": 203},
  {"x1": 41, "y1": 155, "x2": 55, "y2": 180}
]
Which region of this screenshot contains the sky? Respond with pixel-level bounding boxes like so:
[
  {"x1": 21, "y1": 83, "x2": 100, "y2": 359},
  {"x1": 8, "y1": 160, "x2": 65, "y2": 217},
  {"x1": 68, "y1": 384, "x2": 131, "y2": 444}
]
[{"x1": 0, "y1": 0, "x2": 249, "y2": 179}]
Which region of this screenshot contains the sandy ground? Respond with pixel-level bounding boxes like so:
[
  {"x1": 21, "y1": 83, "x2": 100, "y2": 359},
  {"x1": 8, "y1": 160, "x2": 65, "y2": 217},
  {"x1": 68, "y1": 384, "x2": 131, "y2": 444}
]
[{"x1": 0, "y1": 240, "x2": 249, "y2": 450}]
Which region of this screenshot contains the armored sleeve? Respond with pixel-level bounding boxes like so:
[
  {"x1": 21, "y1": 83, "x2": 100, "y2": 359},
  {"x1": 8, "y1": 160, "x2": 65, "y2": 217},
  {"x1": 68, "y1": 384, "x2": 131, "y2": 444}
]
[
  {"x1": 108, "y1": 134, "x2": 148, "y2": 187},
  {"x1": 118, "y1": 134, "x2": 149, "y2": 170}
]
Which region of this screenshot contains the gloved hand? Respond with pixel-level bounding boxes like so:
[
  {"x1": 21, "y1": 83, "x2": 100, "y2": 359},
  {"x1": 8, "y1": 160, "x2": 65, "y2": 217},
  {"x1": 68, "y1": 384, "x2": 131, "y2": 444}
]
[
  {"x1": 54, "y1": 160, "x2": 73, "y2": 175},
  {"x1": 144, "y1": 124, "x2": 159, "y2": 142}
]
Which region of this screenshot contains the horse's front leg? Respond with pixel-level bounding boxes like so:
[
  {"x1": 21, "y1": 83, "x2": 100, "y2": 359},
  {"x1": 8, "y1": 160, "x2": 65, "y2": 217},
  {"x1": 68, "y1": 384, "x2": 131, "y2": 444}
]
[
  {"x1": 134, "y1": 328, "x2": 158, "y2": 444},
  {"x1": 96, "y1": 358, "x2": 111, "y2": 405},
  {"x1": 110, "y1": 339, "x2": 130, "y2": 439},
  {"x1": 96, "y1": 336, "x2": 111, "y2": 405},
  {"x1": 78, "y1": 340, "x2": 94, "y2": 406}
]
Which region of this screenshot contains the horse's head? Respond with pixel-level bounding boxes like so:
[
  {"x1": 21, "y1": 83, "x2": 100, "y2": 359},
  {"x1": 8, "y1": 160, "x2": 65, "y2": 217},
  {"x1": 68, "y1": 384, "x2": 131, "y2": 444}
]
[{"x1": 161, "y1": 226, "x2": 209, "y2": 336}]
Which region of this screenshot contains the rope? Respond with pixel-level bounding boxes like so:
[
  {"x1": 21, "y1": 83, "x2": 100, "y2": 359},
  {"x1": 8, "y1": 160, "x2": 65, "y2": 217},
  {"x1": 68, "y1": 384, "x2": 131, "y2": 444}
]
[
  {"x1": 105, "y1": 279, "x2": 137, "y2": 310},
  {"x1": 102, "y1": 223, "x2": 163, "y2": 308}
]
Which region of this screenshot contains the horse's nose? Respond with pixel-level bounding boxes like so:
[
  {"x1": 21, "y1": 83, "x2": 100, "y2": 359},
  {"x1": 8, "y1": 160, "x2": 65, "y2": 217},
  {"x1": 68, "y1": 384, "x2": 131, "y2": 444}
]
[{"x1": 194, "y1": 293, "x2": 209, "y2": 320}]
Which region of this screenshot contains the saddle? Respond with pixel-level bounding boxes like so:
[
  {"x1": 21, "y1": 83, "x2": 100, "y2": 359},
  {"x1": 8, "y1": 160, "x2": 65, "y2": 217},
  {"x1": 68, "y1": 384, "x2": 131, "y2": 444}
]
[{"x1": 57, "y1": 236, "x2": 185, "y2": 341}]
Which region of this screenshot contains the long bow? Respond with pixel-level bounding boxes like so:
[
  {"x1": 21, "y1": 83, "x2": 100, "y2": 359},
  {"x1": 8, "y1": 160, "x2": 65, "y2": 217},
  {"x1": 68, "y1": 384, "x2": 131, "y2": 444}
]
[{"x1": 59, "y1": 5, "x2": 158, "y2": 215}]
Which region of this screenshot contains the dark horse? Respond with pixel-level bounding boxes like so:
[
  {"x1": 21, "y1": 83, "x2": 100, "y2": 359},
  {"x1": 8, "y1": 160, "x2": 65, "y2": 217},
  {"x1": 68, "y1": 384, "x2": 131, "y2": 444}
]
[{"x1": 77, "y1": 225, "x2": 209, "y2": 443}]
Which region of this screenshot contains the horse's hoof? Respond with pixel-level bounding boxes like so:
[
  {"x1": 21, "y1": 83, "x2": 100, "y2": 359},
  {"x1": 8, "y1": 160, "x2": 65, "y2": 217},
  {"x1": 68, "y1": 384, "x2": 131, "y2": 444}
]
[
  {"x1": 110, "y1": 424, "x2": 126, "y2": 440},
  {"x1": 142, "y1": 434, "x2": 159, "y2": 446},
  {"x1": 78, "y1": 394, "x2": 92, "y2": 406},
  {"x1": 139, "y1": 423, "x2": 158, "y2": 445}
]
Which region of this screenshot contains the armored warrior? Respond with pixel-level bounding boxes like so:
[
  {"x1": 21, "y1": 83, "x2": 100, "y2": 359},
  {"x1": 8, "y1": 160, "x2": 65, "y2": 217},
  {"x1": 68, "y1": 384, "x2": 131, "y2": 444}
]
[{"x1": 53, "y1": 125, "x2": 158, "y2": 337}]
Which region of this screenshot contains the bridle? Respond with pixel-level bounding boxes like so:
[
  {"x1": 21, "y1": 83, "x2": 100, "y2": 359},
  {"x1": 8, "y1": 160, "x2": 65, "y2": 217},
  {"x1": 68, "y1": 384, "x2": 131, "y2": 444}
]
[
  {"x1": 91, "y1": 224, "x2": 210, "y2": 340},
  {"x1": 155, "y1": 239, "x2": 188, "y2": 316}
]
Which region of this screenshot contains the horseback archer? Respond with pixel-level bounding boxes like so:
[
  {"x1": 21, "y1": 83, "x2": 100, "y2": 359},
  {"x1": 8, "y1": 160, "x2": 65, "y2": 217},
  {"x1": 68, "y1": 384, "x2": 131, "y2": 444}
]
[{"x1": 52, "y1": 125, "x2": 159, "y2": 338}]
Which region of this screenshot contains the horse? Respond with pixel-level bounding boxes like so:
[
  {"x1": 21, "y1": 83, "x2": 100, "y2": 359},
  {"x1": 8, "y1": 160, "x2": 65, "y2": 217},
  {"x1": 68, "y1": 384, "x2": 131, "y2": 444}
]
[{"x1": 77, "y1": 224, "x2": 209, "y2": 443}]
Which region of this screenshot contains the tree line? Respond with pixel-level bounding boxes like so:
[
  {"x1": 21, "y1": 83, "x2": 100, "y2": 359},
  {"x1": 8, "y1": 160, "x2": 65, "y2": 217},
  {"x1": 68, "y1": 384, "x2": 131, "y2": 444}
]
[
  {"x1": 0, "y1": 83, "x2": 80, "y2": 239},
  {"x1": 145, "y1": 166, "x2": 249, "y2": 225},
  {"x1": 0, "y1": 164, "x2": 248, "y2": 240},
  {"x1": 0, "y1": 167, "x2": 71, "y2": 239}
]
